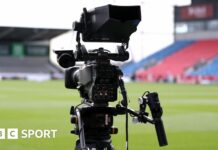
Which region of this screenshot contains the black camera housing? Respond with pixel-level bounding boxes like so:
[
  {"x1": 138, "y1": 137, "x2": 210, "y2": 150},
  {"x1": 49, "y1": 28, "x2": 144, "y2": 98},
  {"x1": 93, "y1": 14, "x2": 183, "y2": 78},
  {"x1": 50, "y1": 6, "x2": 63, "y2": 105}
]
[
  {"x1": 55, "y1": 45, "x2": 128, "y2": 105},
  {"x1": 65, "y1": 60, "x2": 122, "y2": 104}
]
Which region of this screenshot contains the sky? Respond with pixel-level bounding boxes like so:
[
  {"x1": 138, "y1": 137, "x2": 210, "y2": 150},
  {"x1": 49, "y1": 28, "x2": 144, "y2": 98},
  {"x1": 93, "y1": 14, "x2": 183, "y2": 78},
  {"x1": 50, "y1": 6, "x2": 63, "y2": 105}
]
[
  {"x1": 0, "y1": 0, "x2": 191, "y2": 62},
  {"x1": 0, "y1": 0, "x2": 191, "y2": 29}
]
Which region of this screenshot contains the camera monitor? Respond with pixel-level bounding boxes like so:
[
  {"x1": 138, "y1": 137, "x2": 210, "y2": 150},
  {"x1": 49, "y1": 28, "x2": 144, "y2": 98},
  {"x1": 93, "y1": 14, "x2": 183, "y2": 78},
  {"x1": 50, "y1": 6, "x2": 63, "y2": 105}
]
[{"x1": 75, "y1": 5, "x2": 141, "y2": 43}]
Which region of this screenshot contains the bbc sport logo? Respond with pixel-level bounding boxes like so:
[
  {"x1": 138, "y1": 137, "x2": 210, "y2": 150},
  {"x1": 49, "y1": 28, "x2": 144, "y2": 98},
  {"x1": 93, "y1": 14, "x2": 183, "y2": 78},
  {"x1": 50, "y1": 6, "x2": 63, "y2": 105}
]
[
  {"x1": 0, "y1": 128, "x2": 58, "y2": 140},
  {"x1": 0, "y1": 128, "x2": 18, "y2": 139}
]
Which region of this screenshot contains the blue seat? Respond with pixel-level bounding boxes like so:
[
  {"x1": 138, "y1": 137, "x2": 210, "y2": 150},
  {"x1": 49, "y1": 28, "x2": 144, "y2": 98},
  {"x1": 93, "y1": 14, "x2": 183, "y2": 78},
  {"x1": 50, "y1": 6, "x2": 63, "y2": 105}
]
[{"x1": 188, "y1": 57, "x2": 218, "y2": 76}]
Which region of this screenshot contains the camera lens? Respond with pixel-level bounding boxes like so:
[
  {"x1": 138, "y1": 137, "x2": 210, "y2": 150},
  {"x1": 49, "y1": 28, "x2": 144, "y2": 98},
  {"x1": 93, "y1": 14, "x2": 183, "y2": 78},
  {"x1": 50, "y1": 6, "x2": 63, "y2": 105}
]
[{"x1": 58, "y1": 53, "x2": 75, "y2": 68}]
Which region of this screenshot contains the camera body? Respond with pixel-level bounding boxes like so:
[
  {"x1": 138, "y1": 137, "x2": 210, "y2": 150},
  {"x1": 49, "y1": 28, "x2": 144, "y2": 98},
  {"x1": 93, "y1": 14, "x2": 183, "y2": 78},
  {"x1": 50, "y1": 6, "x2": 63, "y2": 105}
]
[
  {"x1": 55, "y1": 46, "x2": 128, "y2": 105},
  {"x1": 65, "y1": 57, "x2": 122, "y2": 105}
]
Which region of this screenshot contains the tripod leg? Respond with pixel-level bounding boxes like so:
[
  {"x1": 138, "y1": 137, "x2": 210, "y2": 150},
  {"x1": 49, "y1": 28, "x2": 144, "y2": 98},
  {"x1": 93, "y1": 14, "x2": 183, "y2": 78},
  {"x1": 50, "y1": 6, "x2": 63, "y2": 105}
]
[
  {"x1": 74, "y1": 140, "x2": 90, "y2": 150},
  {"x1": 75, "y1": 108, "x2": 88, "y2": 150},
  {"x1": 75, "y1": 141, "x2": 115, "y2": 150},
  {"x1": 107, "y1": 144, "x2": 115, "y2": 150}
]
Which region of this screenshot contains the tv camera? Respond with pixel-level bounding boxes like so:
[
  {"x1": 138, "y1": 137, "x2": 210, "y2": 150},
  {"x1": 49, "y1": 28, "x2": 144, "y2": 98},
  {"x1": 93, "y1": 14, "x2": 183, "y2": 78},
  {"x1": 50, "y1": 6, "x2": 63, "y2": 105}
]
[{"x1": 54, "y1": 5, "x2": 167, "y2": 150}]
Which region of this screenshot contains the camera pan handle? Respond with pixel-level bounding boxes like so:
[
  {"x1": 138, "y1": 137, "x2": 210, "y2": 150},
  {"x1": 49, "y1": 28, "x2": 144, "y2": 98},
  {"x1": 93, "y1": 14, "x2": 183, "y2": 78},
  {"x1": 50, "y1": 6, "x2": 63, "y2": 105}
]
[{"x1": 154, "y1": 119, "x2": 168, "y2": 146}]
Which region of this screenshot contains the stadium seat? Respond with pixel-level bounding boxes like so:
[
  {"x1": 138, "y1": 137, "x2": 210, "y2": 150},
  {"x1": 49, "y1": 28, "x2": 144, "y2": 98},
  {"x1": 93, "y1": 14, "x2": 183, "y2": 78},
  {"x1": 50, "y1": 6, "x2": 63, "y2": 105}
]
[{"x1": 187, "y1": 56, "x2": 218, "y2": 76}]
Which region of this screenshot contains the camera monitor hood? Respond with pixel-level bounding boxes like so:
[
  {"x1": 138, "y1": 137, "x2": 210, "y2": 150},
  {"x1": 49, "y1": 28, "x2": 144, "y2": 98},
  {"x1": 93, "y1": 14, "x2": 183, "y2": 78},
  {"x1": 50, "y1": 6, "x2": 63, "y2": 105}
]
[{"x1": 74, "y1": 5, "x2": 141, "y2": 43}]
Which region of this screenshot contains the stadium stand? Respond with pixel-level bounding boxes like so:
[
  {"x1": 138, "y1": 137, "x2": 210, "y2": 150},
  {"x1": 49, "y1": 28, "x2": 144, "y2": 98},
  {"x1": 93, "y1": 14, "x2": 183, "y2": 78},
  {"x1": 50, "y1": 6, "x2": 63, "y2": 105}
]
[
  {"x1": 136, "y1": 40, "x2": 218, "y2": 82},
  {"x1": 0, "y1": 27, "x2": 68, "y2": 81},
  {"x1": 0, "y1": 56, "x2": 62, "y2": 80},
  {"x1": 0, "y1": 56, "x2": 57, "y2": 73},
  {"x1": 187, "y1": 56, "x2": 218, "y2": 76},
  {"x1": 121, "y1": 40, "x2": 194, "y2": 77}
]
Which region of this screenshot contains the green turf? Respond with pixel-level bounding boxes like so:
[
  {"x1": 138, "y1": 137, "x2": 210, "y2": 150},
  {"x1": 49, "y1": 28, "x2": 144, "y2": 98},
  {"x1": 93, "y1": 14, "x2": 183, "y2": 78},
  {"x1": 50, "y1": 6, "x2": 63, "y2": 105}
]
[{"x1": 0, "y1": 81, "x2": 218, "y2": 150}]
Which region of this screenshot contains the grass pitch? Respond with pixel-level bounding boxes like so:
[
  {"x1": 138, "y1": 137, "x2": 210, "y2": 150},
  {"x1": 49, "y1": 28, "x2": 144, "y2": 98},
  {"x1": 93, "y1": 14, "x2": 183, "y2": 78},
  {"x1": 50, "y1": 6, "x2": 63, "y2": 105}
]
[{"x1": 0, "y1": 81, "x2": 218, "y2": 150}]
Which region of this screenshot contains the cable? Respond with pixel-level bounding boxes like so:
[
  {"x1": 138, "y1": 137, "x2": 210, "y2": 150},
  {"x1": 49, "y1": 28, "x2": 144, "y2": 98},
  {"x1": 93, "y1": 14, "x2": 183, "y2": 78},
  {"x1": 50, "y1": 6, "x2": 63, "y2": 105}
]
[
  {"x1": 126, "y1": 109, "x2": 129, "y2": 150},
  {"x1": 119, "y1": 78, "x2": 129, "y2": 150}
]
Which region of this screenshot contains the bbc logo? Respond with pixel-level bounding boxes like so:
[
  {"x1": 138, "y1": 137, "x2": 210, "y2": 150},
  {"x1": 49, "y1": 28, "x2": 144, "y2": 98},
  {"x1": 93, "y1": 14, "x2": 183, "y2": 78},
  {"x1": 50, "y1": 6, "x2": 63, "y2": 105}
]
[{"x1": 0, "y1": 128, "x2": 18, "y2": 139}]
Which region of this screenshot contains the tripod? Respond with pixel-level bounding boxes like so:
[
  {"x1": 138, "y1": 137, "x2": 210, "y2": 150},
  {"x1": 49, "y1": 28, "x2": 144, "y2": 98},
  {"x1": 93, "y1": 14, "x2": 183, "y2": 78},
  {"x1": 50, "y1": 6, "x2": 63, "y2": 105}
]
[
  {"x1": 70, "y1": 78, "x2": 128, "y2": 150},
  {"x1": 70, "y1": 79, "x2": 167, "y2": 150},
  {"x1": 72, "y1": 104, "x2": 116, "y2": 150}
]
